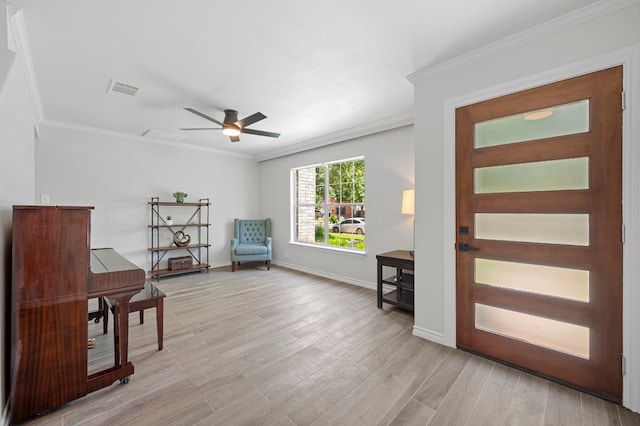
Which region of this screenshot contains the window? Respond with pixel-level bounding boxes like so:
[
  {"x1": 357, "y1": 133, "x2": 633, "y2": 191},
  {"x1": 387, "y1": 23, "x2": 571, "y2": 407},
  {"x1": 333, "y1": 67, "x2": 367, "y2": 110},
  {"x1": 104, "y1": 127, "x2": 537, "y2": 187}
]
[{"x1": 292, "y1": 157, "x2": 365, "y2": 251}]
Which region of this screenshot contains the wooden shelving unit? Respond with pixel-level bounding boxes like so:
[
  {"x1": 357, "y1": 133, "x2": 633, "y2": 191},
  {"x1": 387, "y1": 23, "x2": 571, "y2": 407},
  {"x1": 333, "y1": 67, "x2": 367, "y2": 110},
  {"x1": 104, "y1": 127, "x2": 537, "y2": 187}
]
[{"x1": 148, "y1": 197, "x2": 210, "y2": 281}]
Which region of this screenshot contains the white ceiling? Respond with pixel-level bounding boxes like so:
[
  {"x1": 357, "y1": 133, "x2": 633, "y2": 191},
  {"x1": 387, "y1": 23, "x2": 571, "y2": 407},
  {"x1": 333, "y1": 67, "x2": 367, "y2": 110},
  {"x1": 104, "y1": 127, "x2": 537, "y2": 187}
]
[{"x1": 9, "y1": 0, "x2": 601, "y2": 159}]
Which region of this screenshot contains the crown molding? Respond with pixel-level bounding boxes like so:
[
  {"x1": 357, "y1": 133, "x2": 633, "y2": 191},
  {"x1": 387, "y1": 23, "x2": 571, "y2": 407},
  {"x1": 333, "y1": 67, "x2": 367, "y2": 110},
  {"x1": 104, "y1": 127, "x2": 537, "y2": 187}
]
[
  {"x1": 41, "y1": 119, "x2": 254, "y2": 158},
  {"x1": 40, "y1": 115, "x2": 414, "y2": 163},
  {"x1": 407, "y1": 0, "x2": 640, "y2": 85},
  {"x1": 8, "y1": 7, "x2": 43, "y2": 129},
  {"x1": 1, "y1": 3, "x2": 9, "y2": 50},
  {"x1": 256, "y1": 111, "x2": 414, "y2": 162}
]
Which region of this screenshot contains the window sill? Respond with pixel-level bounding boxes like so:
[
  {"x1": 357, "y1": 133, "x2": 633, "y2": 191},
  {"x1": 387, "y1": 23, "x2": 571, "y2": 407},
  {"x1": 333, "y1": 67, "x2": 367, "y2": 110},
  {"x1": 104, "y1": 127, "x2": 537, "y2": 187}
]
[{"x1": 288, "y1": 241, "x2": 366, "y2": 257}]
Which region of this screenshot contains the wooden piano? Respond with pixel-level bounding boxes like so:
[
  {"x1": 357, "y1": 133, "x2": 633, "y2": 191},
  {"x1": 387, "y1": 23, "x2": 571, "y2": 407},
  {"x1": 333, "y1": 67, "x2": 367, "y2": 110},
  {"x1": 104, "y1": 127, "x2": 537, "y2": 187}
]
[{"x1": 10, "y1": 206, "x2": 145, "y2": 422}]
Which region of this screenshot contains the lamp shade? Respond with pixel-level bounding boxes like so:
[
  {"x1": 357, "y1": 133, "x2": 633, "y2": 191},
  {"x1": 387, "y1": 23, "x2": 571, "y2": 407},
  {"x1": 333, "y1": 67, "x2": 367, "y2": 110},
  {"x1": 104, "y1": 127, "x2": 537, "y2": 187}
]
[{"x1": 401, "y1": 189, "x2": 415, "y2": 215}]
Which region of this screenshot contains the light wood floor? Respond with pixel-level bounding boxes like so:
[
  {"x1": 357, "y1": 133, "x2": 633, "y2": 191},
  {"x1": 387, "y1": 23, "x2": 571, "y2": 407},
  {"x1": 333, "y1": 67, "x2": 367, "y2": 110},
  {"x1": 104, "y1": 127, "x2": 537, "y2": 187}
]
[{"x1": 22, "y1": 266, "x2": 640, "y2": 425}]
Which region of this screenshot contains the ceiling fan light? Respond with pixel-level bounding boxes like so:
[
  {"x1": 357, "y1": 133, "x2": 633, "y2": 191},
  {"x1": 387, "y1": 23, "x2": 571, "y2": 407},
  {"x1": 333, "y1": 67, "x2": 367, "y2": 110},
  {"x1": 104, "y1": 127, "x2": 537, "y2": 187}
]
[{"x1": 222, "y1": 125, "x2": 241, "y2": 137}]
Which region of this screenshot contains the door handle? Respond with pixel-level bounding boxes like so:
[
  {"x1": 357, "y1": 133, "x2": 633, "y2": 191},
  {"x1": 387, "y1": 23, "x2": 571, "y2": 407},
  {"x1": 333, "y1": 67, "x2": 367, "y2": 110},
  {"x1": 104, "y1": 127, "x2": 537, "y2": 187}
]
[{"x1": 458, "y1": 243, "x2": 480, "y2": 252}]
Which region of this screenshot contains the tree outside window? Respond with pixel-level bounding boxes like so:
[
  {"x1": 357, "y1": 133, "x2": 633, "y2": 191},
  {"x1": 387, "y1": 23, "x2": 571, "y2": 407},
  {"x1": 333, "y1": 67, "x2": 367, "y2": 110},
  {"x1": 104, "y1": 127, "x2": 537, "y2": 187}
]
[{"x1": 293, "y1": 157, "x2": 365, "y2": 250}]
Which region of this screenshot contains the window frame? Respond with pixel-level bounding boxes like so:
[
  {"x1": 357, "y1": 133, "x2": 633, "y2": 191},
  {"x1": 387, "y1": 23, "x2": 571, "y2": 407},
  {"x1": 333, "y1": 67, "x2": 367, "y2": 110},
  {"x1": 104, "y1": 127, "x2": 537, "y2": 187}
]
[{"x1": 290, "y1": 156, "x2": 366, "y2": 253}]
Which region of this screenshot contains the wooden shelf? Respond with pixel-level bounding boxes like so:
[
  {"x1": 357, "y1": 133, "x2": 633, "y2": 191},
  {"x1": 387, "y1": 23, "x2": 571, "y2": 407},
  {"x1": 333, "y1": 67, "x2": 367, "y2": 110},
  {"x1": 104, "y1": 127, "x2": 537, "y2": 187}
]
[
  {"x1": 148, "y1": 243, "x2": 210, "y2": 252},
  {"x1": 381, "y1": 289, "x2": 414, "y2": 312},
  {"x1": 381, "y1": 273, "x2": 414, "y2": 291},
  {"x1": 148, "y1": 201, "x2": 211, "y2": 207},
  {"x1": 148, "y1": 224, "x2": 210, "y2": 228},
  {"x1": 149, "y1": 263, "x2": 210, "y2": 278}
]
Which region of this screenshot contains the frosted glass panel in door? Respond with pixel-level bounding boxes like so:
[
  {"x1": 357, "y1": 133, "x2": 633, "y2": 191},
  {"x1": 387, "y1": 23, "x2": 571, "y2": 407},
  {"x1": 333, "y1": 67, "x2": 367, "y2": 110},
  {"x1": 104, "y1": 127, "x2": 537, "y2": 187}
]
[
  {"x1": 475, "y1": 100, "x2": 589, "y2": 148},
  {"x1": 475, "y1": 304, "x2": 589, "y2": 358},
  {"x1": 475, "y1": 157, "x2": 589, "y2": 194},
  {"x1": 475, "y1": 259, "x2": 589, "y2": 302},
  {"x1": 475, "y1": 213, "x2": 589, "y2": 246}
]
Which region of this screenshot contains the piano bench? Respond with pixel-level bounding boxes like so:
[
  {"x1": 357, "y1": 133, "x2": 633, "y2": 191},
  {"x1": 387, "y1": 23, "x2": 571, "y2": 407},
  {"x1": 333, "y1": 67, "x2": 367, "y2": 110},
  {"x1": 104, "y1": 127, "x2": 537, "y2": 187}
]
[{"x1": 103, "y1": 281, "x2": 166, "y2": 351}]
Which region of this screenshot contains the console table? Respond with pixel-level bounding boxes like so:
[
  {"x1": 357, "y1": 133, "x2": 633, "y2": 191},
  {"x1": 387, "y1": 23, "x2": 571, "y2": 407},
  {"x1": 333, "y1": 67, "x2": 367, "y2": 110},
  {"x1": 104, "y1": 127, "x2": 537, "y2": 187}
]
[{"x1": 376, "y1": 250, "x2": 414, "y2": 312}]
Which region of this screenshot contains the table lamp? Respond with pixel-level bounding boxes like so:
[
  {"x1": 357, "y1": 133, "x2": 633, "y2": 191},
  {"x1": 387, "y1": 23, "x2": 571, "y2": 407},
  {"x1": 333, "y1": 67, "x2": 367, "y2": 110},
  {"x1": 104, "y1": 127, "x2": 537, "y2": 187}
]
[{"x1": 402, "y1": 189, "x2": 415, "y2": 256}]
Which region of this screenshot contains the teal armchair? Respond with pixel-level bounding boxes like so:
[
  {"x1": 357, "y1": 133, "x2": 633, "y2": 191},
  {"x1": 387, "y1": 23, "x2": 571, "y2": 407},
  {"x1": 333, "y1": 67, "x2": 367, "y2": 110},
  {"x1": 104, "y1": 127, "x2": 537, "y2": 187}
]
[{"x1": 230, "y1": 218, "x2": 272, "y2": 272}]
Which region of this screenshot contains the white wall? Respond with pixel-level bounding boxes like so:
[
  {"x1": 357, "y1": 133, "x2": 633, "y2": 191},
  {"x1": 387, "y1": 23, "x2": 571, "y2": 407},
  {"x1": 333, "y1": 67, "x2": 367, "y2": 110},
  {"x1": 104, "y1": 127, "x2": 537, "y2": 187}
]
[
  {"x1": 0, "y1": 6, "x2": 38, "y2": 417},
  {"x1": 259, "y1": 125, "x2": 414, "y2": 288},
  {"x1": 410, "y1": 1, "x2": 640, "y2": 410},
  {"x1": 35, "y1": 123, "x2": 260, "y2": 271}
]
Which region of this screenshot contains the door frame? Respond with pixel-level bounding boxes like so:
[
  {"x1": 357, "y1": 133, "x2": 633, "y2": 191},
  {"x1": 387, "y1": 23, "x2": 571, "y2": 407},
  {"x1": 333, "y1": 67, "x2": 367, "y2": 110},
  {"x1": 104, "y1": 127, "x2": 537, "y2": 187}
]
[{"x1": 440, "y1": 46, "x2": 640, "y2": 410}]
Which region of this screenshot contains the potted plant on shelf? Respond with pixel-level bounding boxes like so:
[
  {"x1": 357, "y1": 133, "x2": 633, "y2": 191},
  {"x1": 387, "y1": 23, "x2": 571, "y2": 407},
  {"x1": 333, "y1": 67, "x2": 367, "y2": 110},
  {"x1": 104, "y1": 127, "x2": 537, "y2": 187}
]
[
  {"x1": 173, "y1": 191, "x2": 188, "y2": 203},
  {"x1": 166, "y1": 215, "x2": 173, "y2": 226}
]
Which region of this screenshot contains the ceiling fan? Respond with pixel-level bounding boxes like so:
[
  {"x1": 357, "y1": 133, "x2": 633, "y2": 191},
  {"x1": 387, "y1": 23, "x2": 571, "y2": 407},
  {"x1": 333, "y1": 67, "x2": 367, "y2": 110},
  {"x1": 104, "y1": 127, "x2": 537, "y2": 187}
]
[{"x1": 181, "y1": 108, "x2": 281, "y2": 142}]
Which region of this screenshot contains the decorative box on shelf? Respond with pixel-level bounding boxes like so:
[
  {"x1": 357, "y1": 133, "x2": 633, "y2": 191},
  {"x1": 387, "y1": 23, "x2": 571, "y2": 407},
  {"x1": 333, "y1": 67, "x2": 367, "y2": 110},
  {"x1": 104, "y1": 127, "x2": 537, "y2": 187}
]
[{"x1": 169, "y1": 256, "x2": 193, "y2": 270}]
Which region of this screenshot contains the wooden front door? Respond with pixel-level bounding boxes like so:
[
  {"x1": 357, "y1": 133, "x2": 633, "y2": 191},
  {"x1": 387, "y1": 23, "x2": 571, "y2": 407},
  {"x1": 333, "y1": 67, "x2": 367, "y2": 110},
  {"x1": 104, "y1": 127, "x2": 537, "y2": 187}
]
[{"x1": 455, "y1": 66, "x2": 623, "y2": 401}]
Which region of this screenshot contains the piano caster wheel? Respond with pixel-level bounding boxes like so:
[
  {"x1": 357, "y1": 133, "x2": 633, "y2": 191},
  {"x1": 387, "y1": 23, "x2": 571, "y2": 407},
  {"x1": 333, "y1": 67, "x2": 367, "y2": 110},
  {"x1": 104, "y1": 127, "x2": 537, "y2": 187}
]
[{"x1": 120, "y1": 377, "x2": 130, "y2": 384}]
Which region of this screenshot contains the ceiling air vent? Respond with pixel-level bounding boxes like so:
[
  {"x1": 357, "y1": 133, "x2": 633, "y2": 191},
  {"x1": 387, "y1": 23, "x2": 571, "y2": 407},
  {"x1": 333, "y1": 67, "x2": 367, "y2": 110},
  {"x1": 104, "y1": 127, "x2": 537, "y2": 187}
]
[{"x1": 107, "y1": 79, "x2": 139, "y2": 96}]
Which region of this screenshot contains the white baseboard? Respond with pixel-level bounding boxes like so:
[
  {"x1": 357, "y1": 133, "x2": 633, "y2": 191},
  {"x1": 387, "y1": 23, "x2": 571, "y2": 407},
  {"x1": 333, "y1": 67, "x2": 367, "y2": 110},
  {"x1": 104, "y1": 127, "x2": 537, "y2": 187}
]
[
  {"x1": 412, "y1": 325, "x2": 452, "y2": 348},
  {"x1": 271, "y1": 260, "x2": 377, "y2": 291},
  {"x1": 209, "y1": 260, "x2": 232, "y2": 269}
]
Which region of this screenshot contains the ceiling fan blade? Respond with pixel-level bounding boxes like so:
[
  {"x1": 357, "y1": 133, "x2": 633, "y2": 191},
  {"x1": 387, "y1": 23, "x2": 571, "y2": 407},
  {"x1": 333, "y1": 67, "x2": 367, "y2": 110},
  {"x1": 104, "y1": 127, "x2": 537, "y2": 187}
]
[
  {"x1": 241, "y1": 128, "x2": 281, "y2": 138},
  {"x1": 179, "y1": 127, "x2": 222, "y2": 130},
  {"x1": 236, "y1": 112, "x2": 266, "y2": 128},
  {"x1": 230, "y1": 135, "x2": 240, "y2": 142},
  {"x1": 184, "y1": 108, "x2": 224, "y2": 126}
]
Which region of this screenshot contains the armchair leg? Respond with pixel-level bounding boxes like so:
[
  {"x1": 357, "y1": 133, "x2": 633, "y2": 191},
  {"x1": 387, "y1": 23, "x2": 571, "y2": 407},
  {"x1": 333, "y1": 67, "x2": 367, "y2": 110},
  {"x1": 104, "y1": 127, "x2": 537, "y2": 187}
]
[
  {"x1": 232, "y1": 262, "x2": 236, "y2": 272},
  {"x1": 267, "y1": 260, "x2": 271, "y2": 271}
]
